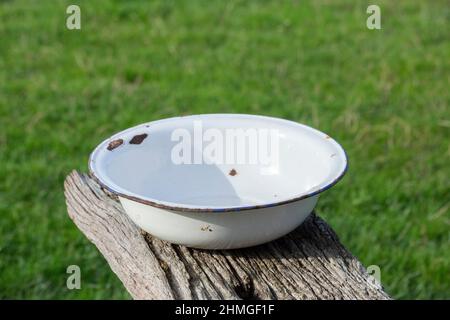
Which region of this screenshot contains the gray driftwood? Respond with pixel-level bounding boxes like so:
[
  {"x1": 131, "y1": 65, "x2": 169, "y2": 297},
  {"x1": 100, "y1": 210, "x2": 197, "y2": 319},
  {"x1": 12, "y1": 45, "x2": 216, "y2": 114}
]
[{"x1": 64, "y1": 170, "x2": 390, "y2": 300}]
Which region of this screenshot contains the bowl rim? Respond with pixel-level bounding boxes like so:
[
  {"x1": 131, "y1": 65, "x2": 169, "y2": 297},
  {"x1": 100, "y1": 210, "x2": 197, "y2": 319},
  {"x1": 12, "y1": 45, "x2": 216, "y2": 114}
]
[{"x1": 89, "y1": 113, "x2": 348, "y2": 213}]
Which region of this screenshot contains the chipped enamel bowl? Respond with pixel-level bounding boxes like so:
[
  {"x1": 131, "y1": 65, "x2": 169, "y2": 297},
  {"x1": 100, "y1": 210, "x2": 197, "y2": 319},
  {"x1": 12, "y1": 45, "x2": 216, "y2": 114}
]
[{"x1": 89, "y1": 114, "x2": 347, "y2": 249}]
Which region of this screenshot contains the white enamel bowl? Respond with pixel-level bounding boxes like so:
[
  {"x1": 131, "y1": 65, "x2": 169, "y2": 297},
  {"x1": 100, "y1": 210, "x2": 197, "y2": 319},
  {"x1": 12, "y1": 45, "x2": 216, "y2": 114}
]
[{"x1": 89, "y1": 114, "x2": 347, "y2": 249}]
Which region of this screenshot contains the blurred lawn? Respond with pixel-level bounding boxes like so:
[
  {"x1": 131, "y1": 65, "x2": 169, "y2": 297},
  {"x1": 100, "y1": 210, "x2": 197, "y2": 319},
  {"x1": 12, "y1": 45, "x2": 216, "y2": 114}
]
[{"x1": 0, "y1": 0, "x2": 449, "y2": 299}]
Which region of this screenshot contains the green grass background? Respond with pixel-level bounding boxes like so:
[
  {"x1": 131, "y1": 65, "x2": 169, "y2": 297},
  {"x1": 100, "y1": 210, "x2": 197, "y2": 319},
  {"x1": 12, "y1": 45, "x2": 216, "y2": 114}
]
[{"x1": 0, "y1": 0, "x2": 448, "y2": 299}]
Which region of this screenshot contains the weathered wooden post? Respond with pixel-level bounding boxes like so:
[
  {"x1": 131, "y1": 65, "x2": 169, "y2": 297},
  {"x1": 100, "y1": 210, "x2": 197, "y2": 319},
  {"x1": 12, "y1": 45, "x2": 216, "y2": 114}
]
[{"x1": 64, "y1": 171, "x2": 390, "y2": 300}]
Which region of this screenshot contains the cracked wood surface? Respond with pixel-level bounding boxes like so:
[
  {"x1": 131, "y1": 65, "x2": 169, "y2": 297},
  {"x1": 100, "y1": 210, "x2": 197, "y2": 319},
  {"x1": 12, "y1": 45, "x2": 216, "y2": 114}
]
[{"x1": 64, "y1": 170, "x2": 390, "y2": 300}]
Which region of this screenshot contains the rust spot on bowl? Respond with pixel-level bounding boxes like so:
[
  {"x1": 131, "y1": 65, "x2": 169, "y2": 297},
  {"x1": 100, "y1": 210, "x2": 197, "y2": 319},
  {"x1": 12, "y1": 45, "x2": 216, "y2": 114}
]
[
  {"x1": 229, "y1": 169, "x2": 237, "y2": 176},
  {"x1": 325, "y1": 135, "x2": 331, "y2": 139},
  {"x1": 201, "y1": 225, "x2": 213, "y2": 232},
  {"x1": 130, "y1": 133, "x2": 148, "y2": 145},
  {"x1": 107, "y1": 139, "x2": 124, "y2": 151}
]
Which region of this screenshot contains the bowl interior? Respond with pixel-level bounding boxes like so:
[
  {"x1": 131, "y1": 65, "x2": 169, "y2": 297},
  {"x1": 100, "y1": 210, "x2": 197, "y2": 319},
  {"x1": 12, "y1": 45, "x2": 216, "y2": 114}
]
[{"x1": 89, "y1": 114, "x2": 347, "y2": 210}]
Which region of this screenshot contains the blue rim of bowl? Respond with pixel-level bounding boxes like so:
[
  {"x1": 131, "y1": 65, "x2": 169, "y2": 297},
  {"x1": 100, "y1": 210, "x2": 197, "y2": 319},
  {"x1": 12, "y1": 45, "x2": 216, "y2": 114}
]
[{"x1": 88, "y1": 114, "x2": 349, "y2": 213}]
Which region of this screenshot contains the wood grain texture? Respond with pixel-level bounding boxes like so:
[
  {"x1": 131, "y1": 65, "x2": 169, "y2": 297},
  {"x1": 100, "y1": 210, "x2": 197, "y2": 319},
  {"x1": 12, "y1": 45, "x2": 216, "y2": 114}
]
[{"x1": 64, "y1": 170, "x2": 390, "y2": 300}]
